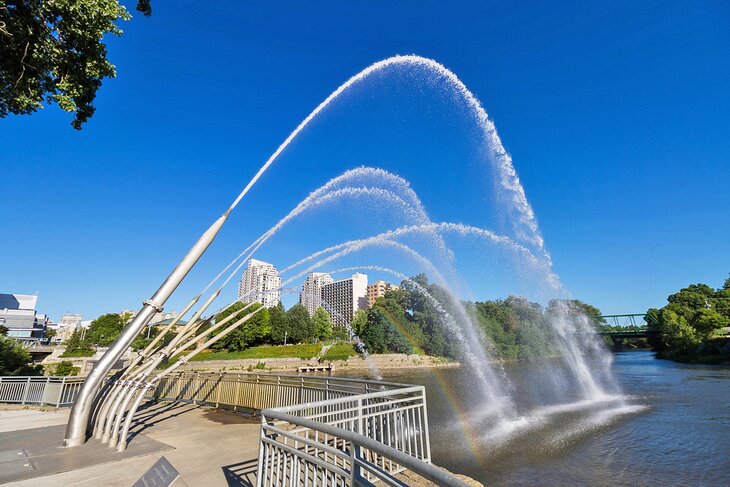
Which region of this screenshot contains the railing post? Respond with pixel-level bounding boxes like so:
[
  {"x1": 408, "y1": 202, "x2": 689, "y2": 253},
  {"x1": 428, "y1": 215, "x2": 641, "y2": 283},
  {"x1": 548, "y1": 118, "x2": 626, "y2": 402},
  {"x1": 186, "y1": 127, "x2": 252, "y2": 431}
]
[
  {"x1": 420, "y1": 387, "x2": 431, "y2": 463},
  {"x1": 350, "y1": 443, "x2": 360, "y2": 485},
  {"x1": 21, "y1": 377, "x2": 31, "y2": 405},
  {"x1": 44, "y1": 376, "x2": 50, "y2": 406},
  {"x1": 234, "y1": 374, "x2": 241, "y2": 412},
  {"x1": 193, "y1": 372, "x2": 199, "y2": 405},
  {"x1": 57, "y1": 377, "x2": 66, "y2": 408},
  {"x1": 299, "y1": 376, "x2": 304, "y2": 405},
  {"x1": 275, "y1": 375, "x2": 281, "y2": 408},
  {"x1": 215, "y1": 372, "x2": 222, "y2": 408},
  {"x1": 357, "y1": 397, "x2": 363, "y2": 434}
]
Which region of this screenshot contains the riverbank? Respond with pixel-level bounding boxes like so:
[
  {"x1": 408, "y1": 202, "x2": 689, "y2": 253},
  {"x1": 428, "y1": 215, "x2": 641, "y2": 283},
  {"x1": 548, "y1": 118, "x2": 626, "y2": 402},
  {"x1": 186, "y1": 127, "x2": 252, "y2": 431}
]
[{"x1": 177, "y1": 353, "x2": 459, "y2": 373}]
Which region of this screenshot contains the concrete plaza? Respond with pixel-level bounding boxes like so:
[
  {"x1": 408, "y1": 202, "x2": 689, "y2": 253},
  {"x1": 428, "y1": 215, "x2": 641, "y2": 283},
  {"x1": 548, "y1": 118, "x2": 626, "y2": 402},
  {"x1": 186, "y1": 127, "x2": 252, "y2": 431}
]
[{"x1": 0, "y1": 403, "x2": 262, "y2": 486}]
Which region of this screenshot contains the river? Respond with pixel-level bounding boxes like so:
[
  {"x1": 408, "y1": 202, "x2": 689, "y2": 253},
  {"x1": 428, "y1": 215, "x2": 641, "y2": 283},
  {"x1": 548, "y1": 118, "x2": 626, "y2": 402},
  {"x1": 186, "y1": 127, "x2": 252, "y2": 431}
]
[{"x1": 343, "y1": 351, "x2": 730, "y2": 486}]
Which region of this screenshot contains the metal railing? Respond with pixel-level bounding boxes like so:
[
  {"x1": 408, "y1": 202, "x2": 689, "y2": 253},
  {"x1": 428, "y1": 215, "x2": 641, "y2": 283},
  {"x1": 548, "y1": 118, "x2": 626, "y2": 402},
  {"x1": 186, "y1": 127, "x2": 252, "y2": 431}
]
[
  {"x1": 0, "y1": 376, "x2": 85, "y2": 407},
  {"x1": 0, "y1": 373, "x2": 469, "y2": 486},
  {"x1": 256, "y1": 384, "x2": 466, "y2": 486},
  {"x1": 150, "y1": 372, "x2": 410, "y2": 412}
]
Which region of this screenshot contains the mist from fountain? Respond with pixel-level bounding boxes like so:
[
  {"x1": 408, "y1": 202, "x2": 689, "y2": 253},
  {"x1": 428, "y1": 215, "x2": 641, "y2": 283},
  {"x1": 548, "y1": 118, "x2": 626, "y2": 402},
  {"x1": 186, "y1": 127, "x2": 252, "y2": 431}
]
[{"x1": 161, "y1": 55, "x2": 627, "y2": 447}]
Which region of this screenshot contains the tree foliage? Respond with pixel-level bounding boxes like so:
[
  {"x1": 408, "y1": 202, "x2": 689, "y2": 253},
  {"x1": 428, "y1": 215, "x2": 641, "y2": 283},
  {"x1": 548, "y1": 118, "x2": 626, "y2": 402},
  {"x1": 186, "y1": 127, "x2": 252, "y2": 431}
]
[
  {"x1": 360, "y1": 296, "x2": 418, "y2": 354},
  {"x1": 85, "y1": 313, "x2": 125, "y2": 346},
  {"x1": 357, "y1": 275, "x2": 604, "y2": 362},
  {"x1": 286, "y1": 304, "x2": 314, "y2": 344},
  {"x1": 313, "y1": 307, "x2": 333, "y2": 341},
  {"x1": 53, "y1": 360, "x2": 79, "y2": 376},
  {"x1": 648, "y1": 277, "x2": 730, "y2": 361},
  {"x1": 0, "y1": 335, "x2": 43, "y2": 375},
  {"x1": 350, "y1": 308, "x2": 367, "y2": 336},
  {"x1": 269, "y1": 302, "x2": 289, "y2": 344},
  {"x1": 0, "y1": 0, "x2": 151, "y2": 128},
  {"x1": 211, "y1": 302, "x2": 271, "y2": 352}
]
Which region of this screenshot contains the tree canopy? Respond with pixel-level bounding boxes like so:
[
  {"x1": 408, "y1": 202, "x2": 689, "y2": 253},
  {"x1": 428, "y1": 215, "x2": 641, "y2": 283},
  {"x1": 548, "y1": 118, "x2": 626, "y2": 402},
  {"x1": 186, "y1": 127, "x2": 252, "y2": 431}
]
[
  {"x1": 0, "y1": 335, "x2": 43, "y2": 375},
  {"x1": 355, "y1": 274, "x2": 607, "y2": 362},
  {"x1": 647, "y1": 276, "x2": 730, "y2": 362},
  {"x1": 286, "y1": 304, "x2": 314, "y2": 344},
  {"x1": 210, "y1": 302, "x2": 271, "y2": 351},
  {"x1": 313, "y1": 307, "x2": 333, "y2": 341},
  {"x1": 1, "y1": 0, "x2": 151, "y2": 129}
]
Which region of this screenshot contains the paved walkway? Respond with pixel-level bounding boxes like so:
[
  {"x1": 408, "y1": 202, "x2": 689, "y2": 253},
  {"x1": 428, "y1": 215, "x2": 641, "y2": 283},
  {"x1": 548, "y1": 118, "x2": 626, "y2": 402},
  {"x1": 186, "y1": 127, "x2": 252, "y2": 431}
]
[{"x1": 2, "y1": 403, "x2": 261, "y2": 486}]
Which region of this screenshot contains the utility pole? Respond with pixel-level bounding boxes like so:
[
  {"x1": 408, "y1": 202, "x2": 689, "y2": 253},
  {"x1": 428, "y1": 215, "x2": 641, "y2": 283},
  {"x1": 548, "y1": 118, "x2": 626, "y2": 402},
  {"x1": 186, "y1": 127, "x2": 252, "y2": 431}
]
[{"x1": 284, "y1": 330, "x2": 287, "y2": 346}]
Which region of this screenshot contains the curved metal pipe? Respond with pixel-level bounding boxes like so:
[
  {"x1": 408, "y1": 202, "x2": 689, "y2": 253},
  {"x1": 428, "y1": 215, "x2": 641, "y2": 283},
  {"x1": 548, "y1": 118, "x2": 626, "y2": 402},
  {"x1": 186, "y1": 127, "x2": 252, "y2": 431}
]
[
  {"x1": 100, "y1": 380, "x2": 136, "y2": 443},
  {"x1": 64, "y1": 211, "x2": 230, "y2": 447},
  {"x1": 116, "y1": 306, "x2": 266, "y2": 450},
  {"x1": 94, "y1": 358, "x2": 161, "y2": 439},
  {"x1": 108, "y1": 385, "x2": 141, "y2": 448}
]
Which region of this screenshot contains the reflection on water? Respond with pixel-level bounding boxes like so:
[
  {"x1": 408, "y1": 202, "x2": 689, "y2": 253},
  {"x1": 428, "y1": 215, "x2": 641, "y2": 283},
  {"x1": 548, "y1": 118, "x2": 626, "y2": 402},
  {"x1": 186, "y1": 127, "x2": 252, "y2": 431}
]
[{"x1": 339, "y1": 351, "x2": 730, "y2": 486}]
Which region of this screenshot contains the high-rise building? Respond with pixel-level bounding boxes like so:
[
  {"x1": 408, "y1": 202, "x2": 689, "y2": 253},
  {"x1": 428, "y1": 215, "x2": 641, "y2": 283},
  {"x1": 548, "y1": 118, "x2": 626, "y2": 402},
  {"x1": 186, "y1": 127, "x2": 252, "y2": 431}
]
[
  {"x1": 320, "y1": 273, "x2": 368, "y2": 326},
  {"x1": 238, "y1": 259, "x2": 281, "y2": 308},
  {"x1": 299, "y1": 272, "x2": 334, "y2": 316},
  {"x1": 367, "y1": 280, "x2": 400, "y2": 307},
  {"x1": 0, "y1": 293, "x2": 48, "y2": 342}
]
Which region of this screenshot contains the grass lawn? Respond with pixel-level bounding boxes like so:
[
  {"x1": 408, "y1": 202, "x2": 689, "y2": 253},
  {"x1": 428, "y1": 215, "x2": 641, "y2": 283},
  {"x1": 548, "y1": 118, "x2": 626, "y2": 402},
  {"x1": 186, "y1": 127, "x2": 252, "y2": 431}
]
[
  {"x1": 189, "y1": 343, "x2": 322, "y2": 361},
  {"x1": 60, "y1": 349, "x2": 95, "y2": 358},
  {"x1": 321, "y1": 343, "x2": 359, "y2": 361}
]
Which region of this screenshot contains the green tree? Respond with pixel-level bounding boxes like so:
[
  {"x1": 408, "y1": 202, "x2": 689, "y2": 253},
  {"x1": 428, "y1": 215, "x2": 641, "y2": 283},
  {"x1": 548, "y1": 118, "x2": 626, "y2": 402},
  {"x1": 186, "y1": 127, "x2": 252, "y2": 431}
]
[
  {"x1": 85, "y1": 313, "x2": 125, "y2": 346},
  {"x1": 360, "y1": 297, "x2": 417, "y2": 354},
  {"x1": 53, "y1": 360, "x2": 79, "y2": 376},
  {"x1": 647, "y1": 276, "x2": 730, "y2": 361},
  {"x1": 62, "y1": 328, "x2": 93, "y2": 355},
  {"x1": 313, "y1": 307, "x2": 333, "y2": 341},
  {"x1": 212, "y1": 302, "x2": 271, "y2": 351},
  {"x1": 0, "y1": 324, "x2": 7, "y2": 335},
  {"x1": 286, "y1": 304, "x2": 314, "y2": 343},
  {"x1": 269, "y1": 302, "x2": 289, "y2": 344},
  {"x1": 0, "y1": 335, "x2": 43, "y2": 375},
  {"x1": 0, "y1": 0, "x2": 152, "y2": 128},
  {"x1": 350, "y1": 308, "x2": 368, "y2": 336}
]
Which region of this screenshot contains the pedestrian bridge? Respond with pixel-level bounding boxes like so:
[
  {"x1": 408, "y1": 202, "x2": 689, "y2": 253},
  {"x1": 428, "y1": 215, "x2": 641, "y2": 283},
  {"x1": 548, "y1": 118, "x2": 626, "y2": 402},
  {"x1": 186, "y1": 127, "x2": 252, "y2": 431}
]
[{"x1": 590, "y1": 314, "x2": 656, "y2": 339}]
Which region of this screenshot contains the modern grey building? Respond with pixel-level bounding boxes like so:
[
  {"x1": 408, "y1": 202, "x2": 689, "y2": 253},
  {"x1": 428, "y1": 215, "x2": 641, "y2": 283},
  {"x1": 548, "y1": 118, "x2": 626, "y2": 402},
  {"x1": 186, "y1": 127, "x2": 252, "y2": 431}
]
[
  {"x1": 0, "y1": 293, "x2": 48, "y2": 342},
  {"x1": 320, "y1": 273, "x2": 368, "y2": 326}
]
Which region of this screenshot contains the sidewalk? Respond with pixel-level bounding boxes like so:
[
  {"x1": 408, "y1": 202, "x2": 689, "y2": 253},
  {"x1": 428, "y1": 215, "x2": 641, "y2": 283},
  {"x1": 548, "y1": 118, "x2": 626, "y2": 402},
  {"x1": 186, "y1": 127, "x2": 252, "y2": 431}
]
[{"x1": 0, "y1": 403, "x2": 261, "y2": 486}]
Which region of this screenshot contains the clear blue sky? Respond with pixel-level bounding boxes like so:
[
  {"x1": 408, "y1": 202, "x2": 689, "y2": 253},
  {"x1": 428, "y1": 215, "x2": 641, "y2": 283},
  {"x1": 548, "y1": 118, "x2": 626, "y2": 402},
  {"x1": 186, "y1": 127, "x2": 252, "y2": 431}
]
[{"x1": 1, "y1": 0, "x2": 729, "y2": 322}]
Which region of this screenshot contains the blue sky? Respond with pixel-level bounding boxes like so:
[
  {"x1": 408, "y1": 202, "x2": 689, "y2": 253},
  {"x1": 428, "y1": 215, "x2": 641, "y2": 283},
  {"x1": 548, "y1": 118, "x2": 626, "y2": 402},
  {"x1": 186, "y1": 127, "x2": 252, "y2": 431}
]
[{"x1": 1, "y1": 0, "x2": 729, "y2": 321}]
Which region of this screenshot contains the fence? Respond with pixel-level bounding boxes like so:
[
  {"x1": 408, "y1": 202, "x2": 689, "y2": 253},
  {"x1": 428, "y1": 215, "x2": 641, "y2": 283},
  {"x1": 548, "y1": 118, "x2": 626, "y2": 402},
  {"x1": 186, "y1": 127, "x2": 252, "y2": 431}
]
[
  {"x1": 150, "y1": 372, "x2": 408, "y2": 412},
  {"x1": 0, "y1": 376, "x2": 85, "y2": 407}
]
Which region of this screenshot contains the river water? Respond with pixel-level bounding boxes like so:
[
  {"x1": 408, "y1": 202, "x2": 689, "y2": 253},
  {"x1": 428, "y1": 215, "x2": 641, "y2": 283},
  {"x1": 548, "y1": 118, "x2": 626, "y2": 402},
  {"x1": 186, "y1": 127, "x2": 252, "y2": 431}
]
[{"x1": 346, "y1": 351, "x2": 730, "y2": 486}]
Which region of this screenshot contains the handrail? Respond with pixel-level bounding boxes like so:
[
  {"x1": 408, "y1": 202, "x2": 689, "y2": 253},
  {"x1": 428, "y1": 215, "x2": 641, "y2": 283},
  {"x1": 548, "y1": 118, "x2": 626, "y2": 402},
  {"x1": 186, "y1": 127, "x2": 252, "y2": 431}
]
[{"x1": 261, "y1": 409, "x2": 471, "y2": 487}]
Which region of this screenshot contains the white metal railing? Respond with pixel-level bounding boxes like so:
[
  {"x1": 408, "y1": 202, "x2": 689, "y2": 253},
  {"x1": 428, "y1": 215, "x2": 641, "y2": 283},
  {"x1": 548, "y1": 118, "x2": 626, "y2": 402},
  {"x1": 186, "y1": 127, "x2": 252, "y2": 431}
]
[
  {"x1": 257, "y1": 385, "x2": 469, "y2": 486},
  {"x1": 0, "y1": 376, "x2": 85, "y2": 407}
]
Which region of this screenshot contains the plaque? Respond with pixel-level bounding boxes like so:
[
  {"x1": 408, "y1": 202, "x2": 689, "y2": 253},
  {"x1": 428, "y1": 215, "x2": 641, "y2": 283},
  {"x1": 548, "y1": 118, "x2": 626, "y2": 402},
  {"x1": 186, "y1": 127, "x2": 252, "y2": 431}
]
[{"x1": 133, "y1": 456, "x2": 185, "y2": 487}]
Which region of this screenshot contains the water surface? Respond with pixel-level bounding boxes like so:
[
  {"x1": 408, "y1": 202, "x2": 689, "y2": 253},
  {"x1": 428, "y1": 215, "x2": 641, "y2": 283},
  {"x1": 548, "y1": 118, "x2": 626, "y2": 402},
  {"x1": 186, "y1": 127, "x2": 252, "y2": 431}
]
[{"x1": 347, "y1": 352, "x2": 730, "y2": 486}]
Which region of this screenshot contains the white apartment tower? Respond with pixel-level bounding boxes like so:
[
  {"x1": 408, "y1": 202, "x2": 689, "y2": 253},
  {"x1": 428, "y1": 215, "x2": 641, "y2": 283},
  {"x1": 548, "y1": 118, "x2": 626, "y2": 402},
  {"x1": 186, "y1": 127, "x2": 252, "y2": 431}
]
[
  {"x1": 320, "y1": 273, "x2": 368, "y2": 326},
  {"x1": 299, "y1": 272, "x2": 334, "y2": 316},
  {"x1": 238, "y1": 259, "x2": 281, "y2": 308}
]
